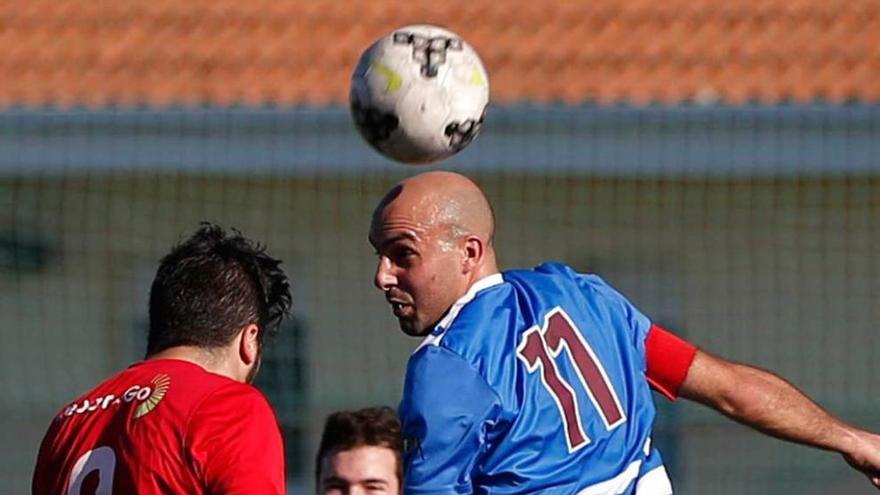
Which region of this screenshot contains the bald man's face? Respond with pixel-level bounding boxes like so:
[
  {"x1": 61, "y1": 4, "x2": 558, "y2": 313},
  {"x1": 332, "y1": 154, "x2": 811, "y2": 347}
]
[{"x1": 370, "y1": 194, "x2": 471, "y2": 336}]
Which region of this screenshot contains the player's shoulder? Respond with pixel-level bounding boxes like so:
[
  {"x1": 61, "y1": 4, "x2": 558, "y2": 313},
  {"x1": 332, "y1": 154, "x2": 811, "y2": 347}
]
[
  {"x1": 200, "y1": 379, "x2": 272, "y2": 408},
  {"x1": 505, "y1": 261, "x2": 598, "y2": 286},
  {"x1": 149, "y1": 361, "x2": 274, "y2": 414},
  {"x1": 130, "y1": 359, "x2": 237, "y2": 393},
  {"x1": 46, "y1": 359, "x2": 246, "y2": 434},
  {"x1": 514, "y1": 262, "x2": 626, "y2": 299},
  {"x1": 123, "y1": 359, "x2": 269, "y2": 414},
  {"x1": 186, "y1": 379, "x2": 278, "y2": 441},
  {"x1": 56, "y1": 359, "x2": 213, "y2": 410}
]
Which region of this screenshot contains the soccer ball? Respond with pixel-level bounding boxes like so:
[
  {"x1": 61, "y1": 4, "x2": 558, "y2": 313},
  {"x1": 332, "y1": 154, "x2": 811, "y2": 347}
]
[{"x1": 350, "y1": 24, "x2": 490, "y2": 165}]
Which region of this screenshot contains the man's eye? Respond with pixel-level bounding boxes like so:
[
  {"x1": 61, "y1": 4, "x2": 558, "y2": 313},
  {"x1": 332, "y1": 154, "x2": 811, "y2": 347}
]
[
  {"x1": 393, "y1": 247, "x2": 415, "y2": 258},
  {"x1": 323, "y1": 481, "x2": 347, "y2": 492}
]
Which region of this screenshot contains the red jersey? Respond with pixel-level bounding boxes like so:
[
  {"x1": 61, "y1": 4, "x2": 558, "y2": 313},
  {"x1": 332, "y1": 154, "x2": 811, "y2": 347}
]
[{"x1": 32, "y1": 359, "x2": 285, "y2": 495}]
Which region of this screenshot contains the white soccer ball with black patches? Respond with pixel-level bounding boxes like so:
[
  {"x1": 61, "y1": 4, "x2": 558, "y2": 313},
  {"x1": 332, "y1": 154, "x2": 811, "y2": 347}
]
[{"x1": 350, "y1": 24, "x2": 490, "y2": 165}]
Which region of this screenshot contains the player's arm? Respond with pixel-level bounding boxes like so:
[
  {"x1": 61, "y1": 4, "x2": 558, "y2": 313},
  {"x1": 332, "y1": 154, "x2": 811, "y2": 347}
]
[
  {"x1": 400, "y1": 345, "x2": 502, "y2": 495},
  {"x1": 678, "y1": 348, "x2": 880, "y2": 488},
  {"x1": 186, "y1": 384, "x2": 286, "y2": 495}
]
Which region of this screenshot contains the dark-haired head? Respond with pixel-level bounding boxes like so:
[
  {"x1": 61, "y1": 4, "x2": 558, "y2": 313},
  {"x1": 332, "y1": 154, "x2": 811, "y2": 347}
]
[
  {"x1": 147, "y1": 223, "x2": 292, "y2": 370},
  {"x1": 316, "y1": 406, "x2": 403, "y2": 493}
]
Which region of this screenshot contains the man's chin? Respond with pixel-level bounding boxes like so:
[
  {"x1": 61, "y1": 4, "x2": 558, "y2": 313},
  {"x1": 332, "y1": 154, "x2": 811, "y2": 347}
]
[{"x1": 399, "y1": 319, "x2": 431, "y2": 337}]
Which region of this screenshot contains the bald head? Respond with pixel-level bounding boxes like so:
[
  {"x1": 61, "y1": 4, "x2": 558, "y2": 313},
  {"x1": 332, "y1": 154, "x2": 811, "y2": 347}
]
[
  {"x1": 373, "y1": 171, "x2": 495, "y2": 246},
  {"x1": 370, "y1": 171, "x2": 499, "y2": 336}
]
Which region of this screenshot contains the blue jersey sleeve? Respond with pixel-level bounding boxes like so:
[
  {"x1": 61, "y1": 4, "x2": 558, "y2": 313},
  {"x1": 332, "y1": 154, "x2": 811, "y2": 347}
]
[{"x1": 400, "y1": 345, "x2": 503, "y2": 495}]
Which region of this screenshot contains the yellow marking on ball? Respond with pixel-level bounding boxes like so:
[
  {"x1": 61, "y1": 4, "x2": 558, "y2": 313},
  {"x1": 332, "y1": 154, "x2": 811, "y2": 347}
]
[
  {"x1": 370, "y1": 60, "x2": 402, "y2": 93},
  {"x1": 470, "y1": 67, "x2": 487, "y2": 87}
]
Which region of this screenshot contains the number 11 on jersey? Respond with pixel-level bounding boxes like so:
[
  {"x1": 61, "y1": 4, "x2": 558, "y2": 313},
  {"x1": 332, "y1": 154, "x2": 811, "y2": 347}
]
[{"x1": 517, "y1": 307, "x2": 626, "y2": 452}]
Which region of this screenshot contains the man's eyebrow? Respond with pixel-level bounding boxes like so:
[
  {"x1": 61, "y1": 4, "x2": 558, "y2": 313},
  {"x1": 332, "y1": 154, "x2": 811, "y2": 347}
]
[
  {"x1": 361, "y1": 478, "x2": 390, "y2": 486},
  {"x1": 321, "y1": 475, "x2": 348, "y2": 484},
  {"x1": 377, "y1": 232, "x2": 417, "y2": 250},
  {"x1": 321, "y1": 475, "x2": 389, "y2": 486}
]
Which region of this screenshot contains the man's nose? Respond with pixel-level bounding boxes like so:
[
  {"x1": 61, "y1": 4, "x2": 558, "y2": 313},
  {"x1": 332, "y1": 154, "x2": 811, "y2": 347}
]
[{"x1": 374, "y1": 256, "x2": 396, "y2": 291}]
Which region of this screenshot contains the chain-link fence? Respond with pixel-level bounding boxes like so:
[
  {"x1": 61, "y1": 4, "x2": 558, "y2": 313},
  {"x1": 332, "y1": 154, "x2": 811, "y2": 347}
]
[{"x1": 3, "y1": 106, "x2": 879, "y2": 494}]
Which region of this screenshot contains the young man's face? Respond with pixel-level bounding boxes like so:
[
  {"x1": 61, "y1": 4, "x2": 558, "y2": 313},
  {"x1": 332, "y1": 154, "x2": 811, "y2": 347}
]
[{"x1": 318, "y1": 445, "x2": 400, "y2": 495}]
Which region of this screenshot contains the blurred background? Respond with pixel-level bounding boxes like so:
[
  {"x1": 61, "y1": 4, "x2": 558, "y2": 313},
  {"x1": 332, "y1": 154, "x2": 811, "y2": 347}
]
[{"x1": 2, "y1": 1, "x2": 879, "y2": 493}]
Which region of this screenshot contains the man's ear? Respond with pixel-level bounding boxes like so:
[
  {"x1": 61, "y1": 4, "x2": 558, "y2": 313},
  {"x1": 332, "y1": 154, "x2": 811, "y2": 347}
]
[
  {"x1": 238, "y1": 323, "x2": 260, "y2": 365},
  {"x1": 462, "y1": 235, "x2": 485, "y2": 274}
]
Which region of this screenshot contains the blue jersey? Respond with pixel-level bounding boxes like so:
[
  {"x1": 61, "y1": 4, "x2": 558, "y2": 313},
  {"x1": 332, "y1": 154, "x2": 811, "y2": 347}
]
[{"x1": 399, "y1": 263, "x2": 672, "y2": 495}]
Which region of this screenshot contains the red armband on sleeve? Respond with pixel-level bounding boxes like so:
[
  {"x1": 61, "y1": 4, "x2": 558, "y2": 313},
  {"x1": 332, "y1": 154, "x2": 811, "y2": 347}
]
[{"x1": 646, "y1": 324, "x2": 697, "y2": 401}]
